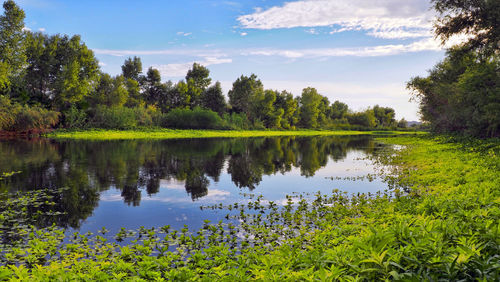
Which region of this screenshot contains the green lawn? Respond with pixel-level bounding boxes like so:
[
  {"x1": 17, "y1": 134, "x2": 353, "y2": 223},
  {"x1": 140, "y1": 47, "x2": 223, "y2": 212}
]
[{"x1": 47, "y1": 128, "x2": 424, "y2": 140}]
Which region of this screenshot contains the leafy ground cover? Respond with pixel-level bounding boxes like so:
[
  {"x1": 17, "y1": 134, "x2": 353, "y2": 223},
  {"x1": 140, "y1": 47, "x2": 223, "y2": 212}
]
[
  {"x1": 47, "y1": 129, "x2": 422, "y2": 140},
  {"x1": 0, "y1": 135, "x2": 498, "y2": 280}
]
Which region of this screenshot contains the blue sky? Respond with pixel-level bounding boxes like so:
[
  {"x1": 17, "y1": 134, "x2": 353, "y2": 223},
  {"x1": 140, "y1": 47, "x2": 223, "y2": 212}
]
[{"x1": 12, "y1": 0, "x2": 460, "y2": 121}]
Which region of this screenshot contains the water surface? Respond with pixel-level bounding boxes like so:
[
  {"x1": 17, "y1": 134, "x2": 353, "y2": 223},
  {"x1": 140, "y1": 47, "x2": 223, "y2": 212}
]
[{"x1": 0, "y1": 136, "x2": 389, "y2": 233}]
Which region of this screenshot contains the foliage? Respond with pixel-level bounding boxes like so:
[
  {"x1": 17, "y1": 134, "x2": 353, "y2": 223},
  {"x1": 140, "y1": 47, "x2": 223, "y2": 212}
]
[
  {"x1": 432, "y1": 0, "x2": 500, "y2": 54},
  {"x1": 408, "y1": 48, "x2": 500, "y2": 137},
  {"x1": 0, "y1": 0, "x2": 25, "y2": 92},
  {"x1": 0, "y1": 136, "x2": 498, "y2": 280},
  {"x1": 162, "y1": 107, "x2": 225, "y2": 129},
  {"x1": 22, "y1": 32, "x2": 99, "y2": 111},
  {"x1": 88, "y1": 106, "x2": 139, "y2": 129},
  {"x1": 201, "y1": 81, "x2": 226, "y2": 115},
  {"x1": 0, "y1": 95, "x2": 59, "y2": 131}
]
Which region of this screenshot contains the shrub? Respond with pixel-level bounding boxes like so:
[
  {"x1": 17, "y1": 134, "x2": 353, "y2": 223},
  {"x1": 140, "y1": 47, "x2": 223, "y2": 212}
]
[
  {"x1": 89, "y1": 106, "x2": 137, "y2": 129},
  {"x1": 163, "y1": 107, "x2": 225, "y2": 129},
  {"x1": 222, "y1": 112, "x2": 251, "y2": 130},
  {"x1": 63, "y1": 106, "x2": 88, "y2": 129},
  {"x1": 0, "y1": 95, "x2": 59, "y2": 132}
]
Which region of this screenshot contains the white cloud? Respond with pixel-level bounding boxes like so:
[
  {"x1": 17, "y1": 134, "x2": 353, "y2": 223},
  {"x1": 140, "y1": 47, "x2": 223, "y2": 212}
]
[
  {"x1": 176, "y1": 31, "x2": 192, "y2": 36},
  {"x1": 92, "y1": 48, "x2": 226, "y2": 57},
  {"x1": 240, "y1": 32, "x2": 248, "y2": 36},
  {"x1": 152, "y1": 57, "x2": 232, "y2": 78},
  {"x1": 98, "y1": 61, "x2": 107, "y2": 67},
  {"x1": 242, "y1": 36, "x2": 466, "y2": 58},
  {"x1": 22, "y1": 27, "x2": 31, "y2": 32},
  {"x1": 38, "y1": 27, "x2": 46, "y2": 32},
  {"x1": 238, "y1": 0, "x2": 434, "y2": 39}
]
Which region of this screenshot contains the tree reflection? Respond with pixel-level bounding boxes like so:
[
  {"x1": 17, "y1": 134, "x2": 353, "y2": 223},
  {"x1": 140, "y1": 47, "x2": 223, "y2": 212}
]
[{"x1": 0, "y1": 135, "x2": 377, "y2": 228}]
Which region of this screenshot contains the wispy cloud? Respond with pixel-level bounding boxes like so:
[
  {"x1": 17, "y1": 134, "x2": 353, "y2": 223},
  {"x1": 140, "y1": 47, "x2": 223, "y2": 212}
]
[
  {"x1": 92, "y1": 48, "x2": 226, "y2": 57},
  {"x1": 238, "y1": 0, "x2": 434, "y2": 39},
  {"x1": 176, "y1": 31, "x2": 192, "y2": 37},
  {"x1": 242, "y1": 36, "x2": 466, "y2": 58},
  {"x1": 152, "y1": 57, "x2": 232, "y2": 78},
  {"x1": 38, "y1": 27, "x2": 46, "y2": 32}
]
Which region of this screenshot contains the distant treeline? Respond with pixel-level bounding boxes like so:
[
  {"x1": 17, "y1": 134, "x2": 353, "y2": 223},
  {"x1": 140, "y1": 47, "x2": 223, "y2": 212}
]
[{"x1": 0, "y1": 0, "x2": 410, "y2": 132}]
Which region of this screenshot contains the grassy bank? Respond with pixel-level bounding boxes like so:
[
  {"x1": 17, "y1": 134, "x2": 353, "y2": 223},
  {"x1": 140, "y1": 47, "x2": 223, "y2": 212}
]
[
  {"x1": 47, "y1": 128, "x2": 423, "y2": 140},
  {"x1": 0, "y1": 135, "x2": 498, "y2": 280}
]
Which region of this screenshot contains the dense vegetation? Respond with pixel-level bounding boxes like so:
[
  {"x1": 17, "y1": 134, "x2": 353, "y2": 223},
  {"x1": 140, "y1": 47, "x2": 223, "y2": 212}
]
[
  {"x1": 0, "y1": 135, "x2": 498, "y2": 280},
  {"x1": 0, "y1": 0, "x2": 407, "y2": 133},
  {"x1": 408, "y1": 0, "x2": 499, "y2": 137}
]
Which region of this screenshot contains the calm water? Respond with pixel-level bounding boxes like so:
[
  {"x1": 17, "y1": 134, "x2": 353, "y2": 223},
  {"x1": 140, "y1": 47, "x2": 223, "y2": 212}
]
[{"x1": 0, "y1": 136, "x2": 389, "y2": 233}]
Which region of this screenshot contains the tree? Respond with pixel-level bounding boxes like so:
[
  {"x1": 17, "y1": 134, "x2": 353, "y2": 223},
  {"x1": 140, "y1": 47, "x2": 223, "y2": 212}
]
[
  {"x1": 330, "y1": 100, "x2": 349, "y2": 120},
  {"x1": 23, "y1": 33, "x2": 99, "y2": 111},
  {"x1": 88, "y1": 73, "x2": 128, "y2": 107},
  {"x1": 432, "y1": 0, "x2": 500, "y2": 54},
  {"x1": 275, "y1": 90, "x2": 298, "y2": 129},
  {"x1": 408, "y1": 47, "x2": 500, "y2": 137},
  {"x1": 347, "y1": 110, "x2": 376, "y2": 128},
  {"x1": 0, "y1": 0, "x2": 26, "y2": 91},
  {"x1": 228, "y1": 74, "x2": 263, "y2": 117},
  {"x1": 373, "y1": 105, "x2": 396, "y2": 127},
  {"x1": 201, "y1": 81, "x2": 226, "y2": 115},
  {"x1": 142, "y1": 67, "x2": 163, "y2": 106},
  {"x1": 121, "y1": 56, "x2": 142, "y2": 81},
  {"x1": 299, "y1": 87, "x2": 323, "y2": 128},
  {"x1": 186, "y1": 63, "x2": 211, "y2": 90}
]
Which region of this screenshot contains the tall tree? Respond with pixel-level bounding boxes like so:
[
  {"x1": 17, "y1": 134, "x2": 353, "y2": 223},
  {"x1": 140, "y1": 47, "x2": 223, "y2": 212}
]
[
  {"x1": 432, "y1": 0, "x2": 500, "y2": 54},
  {"x1": 228, "y1": 74, "x2": 263, "y2": 117},
  {"x1": 0, "y1": 0, "x2": 26, "y2": 91},
  {"x1": 299, "y1": 87, "x2": 323, "y2": 128},
  {"x1": 185, "y1": 63, "x2": 211, "y2": 90},
  {"x1": 274, "y1": 90, "x2": 298, "y2": 129},
  {"x1": 121, "y1": 56, "x2": 142, "y2": 81},
  {"x1": 23, "y1": 33, "x2": 99, "y2": 110},
  {"x1": 201, "y1": 81, "x2": 226, "y2": 115}
]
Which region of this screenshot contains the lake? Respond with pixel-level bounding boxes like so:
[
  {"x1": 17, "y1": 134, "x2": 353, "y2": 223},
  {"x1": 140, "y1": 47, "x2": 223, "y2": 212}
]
[{"x1": 0, "y1": 135, "x2": 389, "y2": 234}]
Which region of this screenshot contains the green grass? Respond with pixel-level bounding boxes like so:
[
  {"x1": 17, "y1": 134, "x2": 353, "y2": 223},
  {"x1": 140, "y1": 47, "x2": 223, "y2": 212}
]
[
  {"x1": 47, "y1": 128, "x2": 424, "y2": 140},
  {"x1": 1, "y1": 135, "x2": 498, "y2": 280}
]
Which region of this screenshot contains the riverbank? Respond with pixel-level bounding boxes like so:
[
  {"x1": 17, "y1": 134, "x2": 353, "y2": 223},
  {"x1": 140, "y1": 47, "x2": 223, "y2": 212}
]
[
  {"x1": 1, "y1": 135, "x2": 498, "y2": 280},
  {"x1": 47, "y1": 128, "x2": 424, "y2": 140}
]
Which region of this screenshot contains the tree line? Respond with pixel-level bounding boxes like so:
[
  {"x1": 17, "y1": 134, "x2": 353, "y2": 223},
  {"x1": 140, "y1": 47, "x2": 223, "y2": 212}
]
[{"x1": 0, "y1": 0, "x2": 406, "y2": 132}]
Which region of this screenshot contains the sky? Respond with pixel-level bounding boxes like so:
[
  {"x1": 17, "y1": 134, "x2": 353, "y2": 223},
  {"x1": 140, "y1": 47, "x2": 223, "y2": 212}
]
[{"x1": 11, "y1": 0, "x2": 461, "y2": 121}]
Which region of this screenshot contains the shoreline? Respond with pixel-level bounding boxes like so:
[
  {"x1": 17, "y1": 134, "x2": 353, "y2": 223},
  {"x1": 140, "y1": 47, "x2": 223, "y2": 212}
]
[{"x1": 46, "y1": 129, "x2": 425, "y2": 140}]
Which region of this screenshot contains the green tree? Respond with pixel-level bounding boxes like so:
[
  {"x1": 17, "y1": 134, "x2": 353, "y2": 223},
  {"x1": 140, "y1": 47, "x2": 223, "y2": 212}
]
[
  {"x1": 23, "y1": 33, "x2": 99, "y2": 111},
  {"x1": 347, "y1": 110, "x2": 376, "y2": 128},
  {"x1": 0, "y1": 0, "x2": 26, "y2": 92},
  {"x1": 299, "y1": 87, "x2": 323, "y2": 128},
  {"x1": 408, "y1": 47, "x2": 500, "y2": 137},
  {"x1": 275, "y1": 90, "x2": 298, "y2": 129},
  {"x1": 330, "y1": 100, "x2": 349, "y2": 120},
  {"x1": 432, "y1": 0, "x2": 500, "y2": 54},
  {"x1": 121, "y1": 56, "x2": 142, "y2": 81},
  {"x1": 228, "y1": 74, "x2": 263, "y2": 117},
  {"x1": 373, "y1": 105, "x2": 396, "y2": 127},
  {"x1": 201, "y1": 81, "x2": 226, "y2": 115},
  {"x1": 88, "y1": 73, "x2": 128, "y2": 107}
]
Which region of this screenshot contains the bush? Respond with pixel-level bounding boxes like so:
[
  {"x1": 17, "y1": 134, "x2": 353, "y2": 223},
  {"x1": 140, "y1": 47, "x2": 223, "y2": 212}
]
[
  {"x1": 222, "y1": 112, "x2": 251, "y2": 130},
  {"x1": 0, "y1": 95, "x2": 59, "y2": 132},
  {"x1": 63, "y1": 107, "x2": 88, "y2": 129},
  {"x1": 89, "y1": 106, "x2": 138, "y2": 129},
  {"x1": 163, "y1": 108, "x2": 225, "y2": 129}
]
